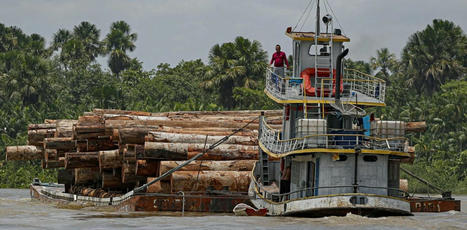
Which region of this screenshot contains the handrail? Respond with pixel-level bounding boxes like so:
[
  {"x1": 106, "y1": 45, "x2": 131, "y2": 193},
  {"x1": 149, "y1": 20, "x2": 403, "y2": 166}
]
[
  {"x1": 345, "y1": 69, "x2": 385, "y2": 82},
  {"x1": 259, "y1": 117, "x2": 406, "y2": 154},
  {"x1": 265, "y1": 67, "x2": 386, "y2": 103}
]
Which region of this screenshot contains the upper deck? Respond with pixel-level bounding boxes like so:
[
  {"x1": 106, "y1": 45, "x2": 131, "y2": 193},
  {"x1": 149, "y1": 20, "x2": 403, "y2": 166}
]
[{"x1": 265, "y1": 67, "x2": 386, "y2": 106}]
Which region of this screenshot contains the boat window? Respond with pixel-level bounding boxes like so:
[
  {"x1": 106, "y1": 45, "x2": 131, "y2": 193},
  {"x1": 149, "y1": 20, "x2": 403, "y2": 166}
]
[
  {"x1": 308, "y1": 44, "x2": 330, "y2": 56},
  {"x1": 363, "y1": 155, "x2": 378, "y2": 162},
  {"x1": 336, "y1": 155, "x2": 347, "y2": 161}
]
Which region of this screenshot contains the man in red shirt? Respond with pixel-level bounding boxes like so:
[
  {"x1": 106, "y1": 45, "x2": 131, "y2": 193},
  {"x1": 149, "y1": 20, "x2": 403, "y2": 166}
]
[{"x1": 270, "y1": 44, "x2": 289, "y2": 77}]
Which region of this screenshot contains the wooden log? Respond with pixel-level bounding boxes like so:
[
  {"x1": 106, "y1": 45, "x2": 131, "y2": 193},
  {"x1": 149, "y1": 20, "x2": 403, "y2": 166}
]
[
  {"x1": 98, "y1": 150, "x2": 121, "y2": 170},
  {"x1": 55, "y1": 120, "x2": 77, "y2": 137},
  {"x1": 146, "y1": 180, "x2": 172, "y2": 193},
  {"x1": 77, "y1": 136, "x2": 115, "y2": 152},
  {"x1": 148, "y1": 132, "x2": 257, "y2": 145},
  {"x1": 93, "y1": 108, "x2": 151, "y2": 116},
  {"x1": 44, "y1": 149, "x2": 58, "y2": 161},
  {"x1": 44, "y1": 137, "x2": 76, "y2": 151},
  {"x1": 5, "y1": 145, "x2": 43, "y2": 161},
  {"x1": 28, "y1": 123, "x2": 56, "y2": 130},
  {"x1": 104, "y1": 119, "x2": 279, "y2": 131},
  {"x1": 74, "y1": 168, "x2": 100, "y2": 185},
  {"x1": 144, "y1": 142, "x2": 258, "y2": 160},
  {"x1": 405, "y1": 121, "x2": 427, "y2": 132},
  {"x1": 122, "y1": 162, "x2": 144, "y2": 184},
  {"x1": 170, "y1": 171, "x2": 250, "y2": 192},
  {"x1": 146, "y1": 127, "x2": 258, "y2": 137},
  {"x1": 45, "y1": 157, "x2": 65, "y2": 168},
  {"x1": 101, "y1": 172, "x2": 122, "y2": 189},
  {"x1": 135, "y1": 160, "x2": 160, "y2": 177},
  {"x1": 118, "y1": 128, "x2": 153, "y2": 145},
  {"x1": 159, "y1": 160, "x2": 255, "y2": 174},
  {"x1": 123, "y1": 144, "x2": 143, "y2": 162},
  {"x1": 65, "y1": 152, "x2": 99, "y2": 169},
  {"x1": 28, "y1": 129, "x2": 56, "y2": 145},
  {"x1": 77, "y1": 115, "x2": 104, "y2": 126}
]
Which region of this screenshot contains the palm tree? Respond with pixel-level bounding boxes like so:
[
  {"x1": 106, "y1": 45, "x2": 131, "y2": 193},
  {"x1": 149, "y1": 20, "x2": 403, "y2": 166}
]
[
  {"x1": 401, "y1": 19, "x2": 466, "y2": 95},
  {"x1": 370, "y1": 48, "x2": 397, "y2": 82},
  {"x1": 72, "y1": 21, "x2": 102, "y2": 62},
  {"x1": 204, "y1": 36, "x2": 267, "y2": 108},
  {"x1": 104, "y1": 21, "x2": 137, "y2": 76}
]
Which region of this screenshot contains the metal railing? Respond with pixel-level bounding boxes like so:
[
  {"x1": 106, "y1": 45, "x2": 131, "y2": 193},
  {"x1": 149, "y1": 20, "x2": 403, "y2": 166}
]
[
  {"x1": 259, "y1": 117, "x2": 406, "y2": 155},
  {"x1": 252, "y1": 178, "x2": 410, "y2": 203},
  {"x1": 265, "y1": 67, "x2": 386, "y2": 103}
]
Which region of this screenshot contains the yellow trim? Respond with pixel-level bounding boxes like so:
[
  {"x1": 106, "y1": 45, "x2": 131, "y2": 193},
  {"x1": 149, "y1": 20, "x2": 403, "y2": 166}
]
[
  {"x1": 264, "y1": 89, "x2": 386, "y2": 106},
  {"x1": 250, "y1": 163, "x2": 408, "y2": 205},
  {"x1": 286, "y1": 34, "x2": 350, "y2": 42},
  {"x1": 258, "y1": 141, "x2": 410, "y2": 158}
]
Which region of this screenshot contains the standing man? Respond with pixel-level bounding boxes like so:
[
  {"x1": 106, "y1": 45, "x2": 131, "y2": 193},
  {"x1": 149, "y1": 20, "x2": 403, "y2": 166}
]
[{"x1": 270, "y1": 44, "x2": 289, "y2": 77}]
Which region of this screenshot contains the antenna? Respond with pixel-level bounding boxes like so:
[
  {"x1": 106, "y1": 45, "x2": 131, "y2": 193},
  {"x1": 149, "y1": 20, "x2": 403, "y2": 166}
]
[{"x1": 316, "y1": 0, "x2": 320, "y2": 35}]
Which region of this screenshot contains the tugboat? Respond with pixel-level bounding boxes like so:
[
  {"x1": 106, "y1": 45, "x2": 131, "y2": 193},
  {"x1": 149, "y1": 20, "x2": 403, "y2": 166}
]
[{"x1": 249, "y1": 0, "x2": 414, "y2": 217}]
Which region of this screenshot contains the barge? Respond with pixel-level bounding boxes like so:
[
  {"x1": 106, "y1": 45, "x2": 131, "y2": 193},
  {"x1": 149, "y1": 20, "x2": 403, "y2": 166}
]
[{"x1": 6, "y1": 0, "x2": 461, "y2": 216}]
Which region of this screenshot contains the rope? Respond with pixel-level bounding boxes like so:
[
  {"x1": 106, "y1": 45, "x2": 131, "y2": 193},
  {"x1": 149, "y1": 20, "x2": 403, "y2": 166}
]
[
  {"x1": 324, "y1": 0, "x2": 346, "y2": 35},
  {"x1": 193, "y1": 135, "x2": 208, "y2": 191},
  {"x1": 299, "y1": 0, "x2": 316, "y2": 32},
  {"x1": 293, "y1": 0, "x2": 314, "y2": 31},
  {"x1": 132, "y1": 116, "x2": 260, "y2": 193}
]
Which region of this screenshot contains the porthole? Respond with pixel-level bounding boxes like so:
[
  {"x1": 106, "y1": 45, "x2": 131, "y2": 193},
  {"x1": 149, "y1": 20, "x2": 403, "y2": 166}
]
[
  {"x1": 336, "y1": 155, "x2": 347, "y2": 161},
  {"x1": 363, "y1": 155, "x2": 377, "y2": 162}
]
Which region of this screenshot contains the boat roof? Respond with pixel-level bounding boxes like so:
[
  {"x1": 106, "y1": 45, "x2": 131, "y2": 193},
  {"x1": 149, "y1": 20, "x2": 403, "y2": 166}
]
[{"x1": 285, "y1": 31, "x2": 350, "y2": 42}]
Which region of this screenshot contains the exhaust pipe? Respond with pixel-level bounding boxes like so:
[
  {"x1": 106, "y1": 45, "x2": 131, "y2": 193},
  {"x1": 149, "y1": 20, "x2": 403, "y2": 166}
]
[{"x1": 335, "y1": 48, "x2": 349, "y2": 100}]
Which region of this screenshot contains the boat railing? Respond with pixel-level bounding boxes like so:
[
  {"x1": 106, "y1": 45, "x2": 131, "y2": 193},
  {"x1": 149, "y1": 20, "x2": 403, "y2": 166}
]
[
  {"x1": 344, "y1": 68, "x2": 386, "y2": 102},
  {"x1": 253, "y1": 179, "x2": 410, "y2": 203},
  {"x1": 265, "y1": 67, "x2": 386, "y2": 103},
  {"x1": 259, "y1": 117, "x2": 406, "y2": 155}
]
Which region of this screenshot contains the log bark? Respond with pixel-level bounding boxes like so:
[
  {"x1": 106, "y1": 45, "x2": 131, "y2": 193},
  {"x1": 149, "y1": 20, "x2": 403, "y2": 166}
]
[
  {"x1": 77, "y1": 136, "x2": 115, "y2": 152},
  {"x1": 146, "y1": 181, "x2": 172, "y2": 193},
  {"x1": 170, "y1": 171, "x2": 250, "y2": 192},
  {"x1": 101, "y1": 172, "x2": 122, "y2": 189},
  {"x1": 5, "y1": 145, "x2": 43, "y2": 161},
  {"x1": 135, "y1": 160, "x2": 160, "y2": 177},
  {"x1": 122, "y1": 162, "x2": 144, "y2": 184},
  {"x1": 159, "y1": 160, "x2": 255, "y2": 174},
  {"x1": 405, "y1": 121, "x2": 427, "y2": 132},
  {"x1": 28, "y1": 123, "x2": 56, "y2": 130},
  {"x1": 123, "y1": 144, "x2": 143, "y2": 162},
  {"x1": 104, "y1": 119, "x2": 279, "y2": 131},
  {"x1": 44, "y1": 137, "x2": 76, "y2": 150},
  {"x1": 28, "y1": 129, "x2": 56, "y2": 145},
  {"x1": 118, "y1": 128, "x2": 154, "y2": 145},
  {"x1": 45, "y1": 157, "x2": 65, "y2": 168},
  {"x1": 74, "y1": 168, "x2": 100, "y2": 185},
  {"x1": 44, "y1": 149, "x2": 58, "y2": 161},
  {"x1": 147, "y1": 132, "x2": 257, "y2": 145},
  {"x1": 144, "y1": 142, "x2": 258, "y2": 160},
  {"x1": 55, "y1": 120, "x2": 77, "y2": 137},
  {"x1": 65, "y1": 152, "x2": 99, "y2": 169},
  {"x1": 98, "y1": 150, "x2": 121, "y2": 170}
]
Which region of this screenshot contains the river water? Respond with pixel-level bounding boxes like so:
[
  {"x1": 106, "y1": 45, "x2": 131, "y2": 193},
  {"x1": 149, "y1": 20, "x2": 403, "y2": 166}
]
[{"x1": 0, "y1": 189, "x2": 465, "y2": 230}]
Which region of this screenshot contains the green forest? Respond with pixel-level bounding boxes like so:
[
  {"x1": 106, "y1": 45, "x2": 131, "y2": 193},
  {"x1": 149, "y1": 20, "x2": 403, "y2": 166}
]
[{"x1": 0, "y1": 19, "x2": 465, "y2": 193}]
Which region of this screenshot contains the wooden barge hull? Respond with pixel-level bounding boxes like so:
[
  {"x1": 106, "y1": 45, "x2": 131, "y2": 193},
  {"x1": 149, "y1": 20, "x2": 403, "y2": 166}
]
[{"x1": 30, "y1": 184, "x2": 251, "y2": 213}]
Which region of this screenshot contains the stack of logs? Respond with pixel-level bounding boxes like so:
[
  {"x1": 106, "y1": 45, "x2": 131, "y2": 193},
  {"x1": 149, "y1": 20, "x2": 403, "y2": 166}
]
[{"x1": 5, "y1": 109, "x2": 282, "y2": 196}]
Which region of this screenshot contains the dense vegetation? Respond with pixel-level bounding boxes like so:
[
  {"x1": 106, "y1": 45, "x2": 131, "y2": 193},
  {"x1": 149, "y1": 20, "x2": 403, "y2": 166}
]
[{"x1": 0, "y1": 19, "x2": 465, "y2": 193}]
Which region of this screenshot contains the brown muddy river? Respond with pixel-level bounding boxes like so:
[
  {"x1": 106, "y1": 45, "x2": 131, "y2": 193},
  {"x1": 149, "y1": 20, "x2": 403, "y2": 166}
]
[{"x1": 0, "y1": 189, "x2": 466, "y2": 230}]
